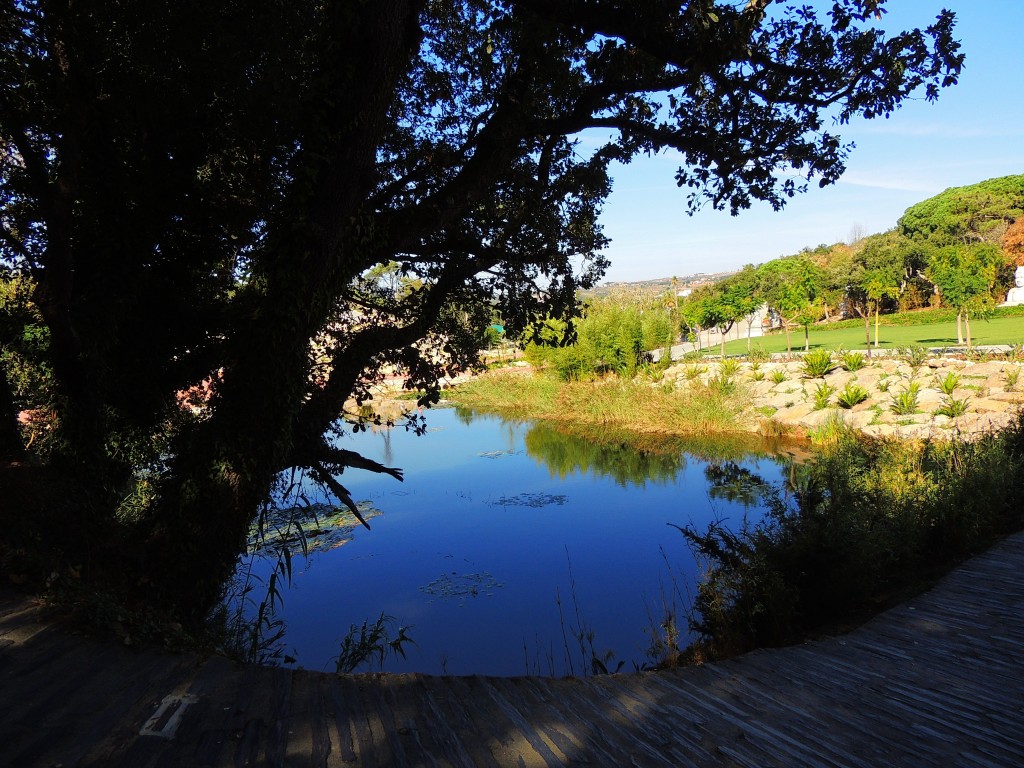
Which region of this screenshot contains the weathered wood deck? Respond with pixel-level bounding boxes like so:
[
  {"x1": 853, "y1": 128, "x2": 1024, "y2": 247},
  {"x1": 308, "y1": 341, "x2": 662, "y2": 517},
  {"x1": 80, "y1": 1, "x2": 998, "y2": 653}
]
[{"x1": 2, "y1": 531, "x2": 1023, "y2": 767}]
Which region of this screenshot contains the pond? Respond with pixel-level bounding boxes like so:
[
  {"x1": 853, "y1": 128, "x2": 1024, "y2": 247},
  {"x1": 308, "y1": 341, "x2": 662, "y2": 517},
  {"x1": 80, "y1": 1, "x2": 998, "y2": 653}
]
[{"x1": 227, "y1": 406, "x2": 794, "y2": 677}]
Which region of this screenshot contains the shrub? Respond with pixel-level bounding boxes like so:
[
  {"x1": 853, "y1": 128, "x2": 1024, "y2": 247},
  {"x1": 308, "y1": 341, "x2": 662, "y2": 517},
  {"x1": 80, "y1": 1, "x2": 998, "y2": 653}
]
[
  {"x1": 1006, "y1": 367, "x2": 1021, "y2": 392},
  {"x1": 890, "y1": 381, "x2": 921, "y2": 415},
  {"x1": 898, "y1": 344, "x2": 930, "y2": 368},
  {"x1": 770, "y1": 369, "x2": 787, "y2": 384},
  {"x1": 936, "y1": 371, "x2": 960, "y2": 396},
  {"x1": 678, "y1": 414, "x2": 1024, "y2": 662},
  {"x1": 936, "y1": 395, "x2": 970, "y2": 418},
  {"x1": 683, "y1": 364, "x2": 706, "y2": 381},
  {"x1": 839, "y1": 350, "x2": 866, "y2": 372},
  {"x1": 719, "y1": 358, "x2": 742, "y2": 378},
  {"x1": 836, "y1": 383, "x2": 870, "y2": 409},
  {"x1": 802, "y1": 349, "x2": 835, "y2": 378},
  {"x1": 813, "y1": 382, "x2": 836, "y2": 410},
  {"x1": 747, "y1": 345, "x2": 771, "y2": 364}
]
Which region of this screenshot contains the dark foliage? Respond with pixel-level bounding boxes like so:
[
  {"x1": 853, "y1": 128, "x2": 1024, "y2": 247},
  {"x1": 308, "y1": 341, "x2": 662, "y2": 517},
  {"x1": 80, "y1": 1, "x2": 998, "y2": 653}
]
[{"x1": 0, "y1": 0, "x2": 964, "y2": 621}]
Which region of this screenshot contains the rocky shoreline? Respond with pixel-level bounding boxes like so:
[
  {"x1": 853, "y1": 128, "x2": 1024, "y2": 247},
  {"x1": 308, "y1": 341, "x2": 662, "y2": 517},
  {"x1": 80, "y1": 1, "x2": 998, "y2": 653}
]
[{"x1": 663, "y1": 351, "x2": 1024, "y2": 440}]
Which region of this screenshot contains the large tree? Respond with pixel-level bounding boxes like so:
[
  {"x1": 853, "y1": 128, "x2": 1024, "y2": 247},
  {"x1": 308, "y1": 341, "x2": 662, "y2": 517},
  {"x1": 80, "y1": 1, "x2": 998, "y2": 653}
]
[{"x1": 0, "y1": 0, "x2": 964, "y2": 621}]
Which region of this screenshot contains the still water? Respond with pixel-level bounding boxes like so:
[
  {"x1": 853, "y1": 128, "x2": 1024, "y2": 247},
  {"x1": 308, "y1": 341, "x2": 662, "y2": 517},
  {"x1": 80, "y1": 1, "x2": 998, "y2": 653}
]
[{"x1": 231, "y1": 407, "x2": 791, "y2": 676}]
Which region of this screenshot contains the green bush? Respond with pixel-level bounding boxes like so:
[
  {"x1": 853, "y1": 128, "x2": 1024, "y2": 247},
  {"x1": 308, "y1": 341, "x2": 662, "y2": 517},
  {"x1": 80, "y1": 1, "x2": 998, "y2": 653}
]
[
  {"x1": 890, "y1": 381, "x2": 921, "y2": 415},
  {"x1": 719, "y1": 358, "x2": 742, "y2": 378},
  {"x1": 839, "y1": 350, "x2": 866, "y2": 372},
  {"x1": 898, "y1": 344, "x2": 930, "y2": 368},
  {"x1": 936, "y1": 395, "x2": 970, "y2": 418},
  {"x1": 812, "y1": 382, "x2": 835, "y2": 410},
  {"x1": 802, "y1": 349, "x2": 835, "y2": 378},
  {"x1": 836, "y1": 382, "x2": 869, "y2": 409},
  {"x1": 936, "y1": 371, "x2": 961, "y2": 395}
]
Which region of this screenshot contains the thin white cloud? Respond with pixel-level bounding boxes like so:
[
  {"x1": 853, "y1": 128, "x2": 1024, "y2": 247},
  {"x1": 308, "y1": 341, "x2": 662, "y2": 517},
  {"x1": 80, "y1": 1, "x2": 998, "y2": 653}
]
[
  {"x1": 852, "y1": 122, "x2": 1024, "y2": 140},
  {"x1": 836, "y1": 172, "x2": 938, "y2": 193}
]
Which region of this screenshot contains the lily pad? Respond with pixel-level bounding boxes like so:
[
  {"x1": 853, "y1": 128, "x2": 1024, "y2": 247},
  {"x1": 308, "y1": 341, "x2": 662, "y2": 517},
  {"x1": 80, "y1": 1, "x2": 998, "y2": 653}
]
[
  {"x1": 491, "y1": 492, "x2": 568, "y2": 508},
  {"x1": 420, "y1": 571, "x2": 504, "y2": 605},
  {"x1": 247, "y1": 502, "x2": 381, "y2": 557}
]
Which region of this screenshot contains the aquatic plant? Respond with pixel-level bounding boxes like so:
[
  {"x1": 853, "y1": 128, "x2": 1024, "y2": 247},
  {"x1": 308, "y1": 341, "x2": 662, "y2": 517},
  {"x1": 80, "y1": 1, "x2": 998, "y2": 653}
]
[{"x1": 335, "y1": 613, "x2": 415, "y2": 673}]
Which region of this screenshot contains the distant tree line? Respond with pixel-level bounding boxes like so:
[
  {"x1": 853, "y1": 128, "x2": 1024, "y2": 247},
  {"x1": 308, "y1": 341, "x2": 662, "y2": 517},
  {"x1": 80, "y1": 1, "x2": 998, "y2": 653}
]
[
  {"x1": 682, "y1": 174, "x2": 1024, "y2": 354},
  {"x1": 523, "y1": 174, "x2": 1024, "y2": 375}
]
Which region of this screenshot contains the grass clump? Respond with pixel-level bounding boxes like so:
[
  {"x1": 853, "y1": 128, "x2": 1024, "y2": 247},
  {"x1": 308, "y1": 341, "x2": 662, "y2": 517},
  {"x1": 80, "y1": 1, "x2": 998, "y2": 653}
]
[
  {"x1": 769, "y1": 369, "x2": 787, "y2": 385},
  {"x1": 802, "y1": 349, "x2": 835, "y2": 378},
  {"x1": 335, "y1": 613, "x2": 414, "y2": 673},
  {"x1": 747, "y1": 345, "x2": 771, "y2": 364},
  {"x1": 683, "y1": 364, "x2": 706, "y2": 381}
]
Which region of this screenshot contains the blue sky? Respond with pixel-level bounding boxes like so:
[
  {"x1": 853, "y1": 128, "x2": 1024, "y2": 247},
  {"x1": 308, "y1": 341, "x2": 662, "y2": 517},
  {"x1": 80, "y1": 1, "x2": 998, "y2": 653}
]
[{"x1": 595, "y1": 1, "x2": 1024, "y2": 284}]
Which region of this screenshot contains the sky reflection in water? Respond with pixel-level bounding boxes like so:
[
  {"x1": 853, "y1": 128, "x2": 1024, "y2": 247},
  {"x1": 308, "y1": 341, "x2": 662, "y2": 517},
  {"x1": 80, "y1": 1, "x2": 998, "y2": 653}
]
[{"x1": 235, "y1": 407, "x2": 789, "y2": 677}]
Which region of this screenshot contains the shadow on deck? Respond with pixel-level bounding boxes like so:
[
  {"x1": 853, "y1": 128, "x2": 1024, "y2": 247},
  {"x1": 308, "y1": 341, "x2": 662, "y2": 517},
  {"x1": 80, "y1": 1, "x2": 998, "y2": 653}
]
[{"x1": 2, "y1": 531, "x2": 1023, "y2": 767}]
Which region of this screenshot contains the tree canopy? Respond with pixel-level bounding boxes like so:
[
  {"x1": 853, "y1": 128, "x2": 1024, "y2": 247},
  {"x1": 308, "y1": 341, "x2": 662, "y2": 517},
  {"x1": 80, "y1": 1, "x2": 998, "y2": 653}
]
[{"x1": 0, "y1": 0, "x2": 964, "y2": 621}]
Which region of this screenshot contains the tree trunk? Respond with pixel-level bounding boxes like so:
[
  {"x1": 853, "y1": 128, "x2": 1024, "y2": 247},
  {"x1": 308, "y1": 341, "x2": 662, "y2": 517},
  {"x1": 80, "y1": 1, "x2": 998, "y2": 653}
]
[
  {"x1": 140, "y1": 0, "x2": 425, "y2": 623},
  {"x1": 803, "y1": 324, "x2": 809, "y2": 352},
  {"x1": 863, "y1": 312, "x2": 871, "y2": 358},
  {"x1": 0, "y1": 359, "x2": 24, "y2": 460},
  {"x1": 784, "y1": 322, "x2": 792, "y2": 356},
  {"x1": 965, "y1": 310, "x2": 972, "y2": 350},
  {"x1": 873, "y1": 301, "x2": 880, "y2": 348},
  {"x1": 956, "y1": 311, "x2": 964, "y2": 345}
]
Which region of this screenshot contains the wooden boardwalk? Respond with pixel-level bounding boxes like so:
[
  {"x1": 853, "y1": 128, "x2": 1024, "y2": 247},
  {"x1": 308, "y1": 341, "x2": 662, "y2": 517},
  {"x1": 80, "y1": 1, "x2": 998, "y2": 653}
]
[{"x1": 2, "y1": 532, "x2": 1023, "y2": 767}]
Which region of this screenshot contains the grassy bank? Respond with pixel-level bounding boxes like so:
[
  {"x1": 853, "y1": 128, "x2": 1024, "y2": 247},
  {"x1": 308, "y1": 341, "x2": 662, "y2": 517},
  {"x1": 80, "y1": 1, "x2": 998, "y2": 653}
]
[{"x1": 451, "y1": 370, "x2": 749, "y2": 437}]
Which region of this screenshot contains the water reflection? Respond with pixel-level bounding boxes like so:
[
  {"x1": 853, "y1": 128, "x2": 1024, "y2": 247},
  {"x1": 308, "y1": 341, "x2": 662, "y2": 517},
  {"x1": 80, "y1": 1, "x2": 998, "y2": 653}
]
[
  {"x1": 226, "y1": 407, "x2": 799, "y2": 676},
  {"x1": 705, "y1": 462, "x2": 771, "y2": 508}
]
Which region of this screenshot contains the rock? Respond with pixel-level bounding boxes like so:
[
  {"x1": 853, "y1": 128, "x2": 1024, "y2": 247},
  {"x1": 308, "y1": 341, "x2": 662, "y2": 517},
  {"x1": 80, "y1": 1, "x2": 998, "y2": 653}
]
[
  {"x1": 774, "y1": 402, "x2": 817, "y2": 422},
  {"x1": 971, "y1": 398, "x2": 1017, "y2": 414}
]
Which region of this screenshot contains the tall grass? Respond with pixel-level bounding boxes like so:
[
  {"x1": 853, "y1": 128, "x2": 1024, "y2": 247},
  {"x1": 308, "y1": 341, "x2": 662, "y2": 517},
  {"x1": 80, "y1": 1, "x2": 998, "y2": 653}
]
[
  {"x1": 676, "y1": 415, "x2": 1024, "y2": 663},
  {"x1": 452, "y1": 370, "x2": 745, "y2": 436}
]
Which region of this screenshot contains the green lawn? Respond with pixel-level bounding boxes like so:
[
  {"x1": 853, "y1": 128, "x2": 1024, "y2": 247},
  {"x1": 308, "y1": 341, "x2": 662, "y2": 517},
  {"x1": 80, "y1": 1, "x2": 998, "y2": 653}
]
[{"x1": 719, "y1": 315, "x2": 1024, "y2": 356}]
